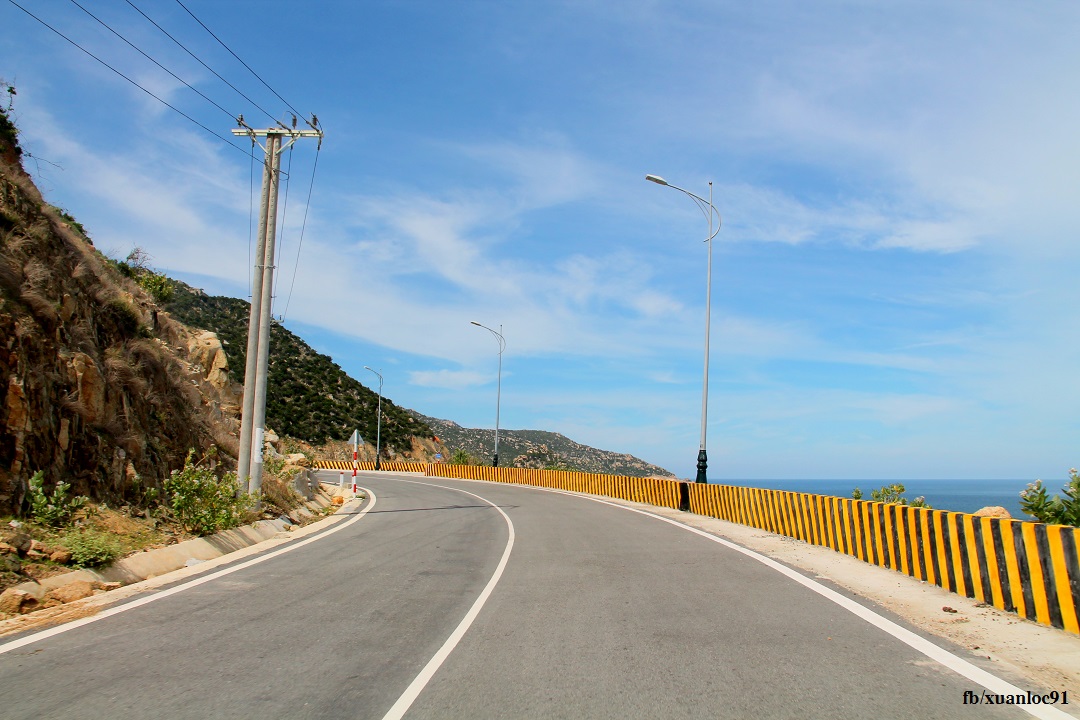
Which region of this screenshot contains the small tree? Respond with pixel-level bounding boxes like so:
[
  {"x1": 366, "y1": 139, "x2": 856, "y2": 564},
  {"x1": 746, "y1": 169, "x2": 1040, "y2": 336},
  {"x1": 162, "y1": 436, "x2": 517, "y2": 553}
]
[{"x1": 164, "y1": 451, "x2": 254, "y2": 536}]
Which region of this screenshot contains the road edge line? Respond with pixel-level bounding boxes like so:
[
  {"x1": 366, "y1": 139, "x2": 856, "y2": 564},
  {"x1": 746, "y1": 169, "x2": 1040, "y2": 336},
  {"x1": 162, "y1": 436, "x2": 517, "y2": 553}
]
[{"x1": 0, "y1": 488, "x2": 378, "y2": 656}]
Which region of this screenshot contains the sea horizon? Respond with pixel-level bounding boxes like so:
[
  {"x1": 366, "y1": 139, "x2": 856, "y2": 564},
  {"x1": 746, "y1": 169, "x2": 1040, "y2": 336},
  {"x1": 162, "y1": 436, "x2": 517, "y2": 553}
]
[{"x1": 709, "y1": 478, "x2": 1034, "y2": 520}]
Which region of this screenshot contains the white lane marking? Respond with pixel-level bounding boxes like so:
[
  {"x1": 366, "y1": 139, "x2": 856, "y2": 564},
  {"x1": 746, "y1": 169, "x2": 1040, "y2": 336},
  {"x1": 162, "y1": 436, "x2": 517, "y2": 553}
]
[
  {"x1": 380, "y1": 480, "x2": 516, "y2": 720},
  {"x1": 0, "y1": 488, "x2": 378, "y2": 656},
  {"x1": 535, "y1": 487, "x2": 1074, "y2": 720}
]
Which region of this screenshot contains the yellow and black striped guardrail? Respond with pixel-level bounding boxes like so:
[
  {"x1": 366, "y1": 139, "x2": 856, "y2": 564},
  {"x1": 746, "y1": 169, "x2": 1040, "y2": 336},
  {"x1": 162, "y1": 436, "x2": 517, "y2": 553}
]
[
  {"x1": 311, "y1": 459, "x2": 1080, "y2": 635},
  {"x1": 315, "y1": 461, "x2": 429, "y2": 473},
  {"x1": 687, "y1": 483, "x2": 1080, "y2": 636},
  {"x1": 426, "y1": 464, "x2": 683, "y2": 509}
]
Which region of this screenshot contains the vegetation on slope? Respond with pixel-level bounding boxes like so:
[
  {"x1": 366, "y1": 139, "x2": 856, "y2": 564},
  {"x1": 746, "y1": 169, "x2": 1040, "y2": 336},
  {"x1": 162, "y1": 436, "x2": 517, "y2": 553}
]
[
  {"x1": 163, "y1": 281, "x2": 432, "y2": 452},
  {"x1": 0, "y1": 116, "x2": 236, "y2": 516}
]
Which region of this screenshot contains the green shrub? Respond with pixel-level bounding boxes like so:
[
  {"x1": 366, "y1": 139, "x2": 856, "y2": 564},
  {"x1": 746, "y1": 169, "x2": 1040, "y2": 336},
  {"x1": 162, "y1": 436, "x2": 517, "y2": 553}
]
[
  {"x1": 137, "y1": 272, "x2": 173, "y2": 304},
  {"x1": 852, "y1": 483, "x2": 931, "y2": 508},
  {"x1": 448, "y1": 448, "x2": 477, "y2": 465},
  {"x1": 64, "y1": 529, "x2": 122, "y2": 568},
  {"x1": 164, "y1": 451, "x2": 254, "y2": 536},
  {"x1": 27, "y1": 471, "x2": 88, "y2": 527},
  {"x1": 1020, "y1": 471, "x2": 1080, "y2": 526}
]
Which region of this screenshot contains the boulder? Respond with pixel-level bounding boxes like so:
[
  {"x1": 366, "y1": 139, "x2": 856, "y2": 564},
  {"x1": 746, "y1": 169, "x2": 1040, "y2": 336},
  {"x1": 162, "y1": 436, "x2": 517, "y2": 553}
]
[
  {"x1": 0, "y1": 554, "x2": 21, "y2": 573},
  {"x1": 6, "y1": 532, "x2": 31, "y2": 557},
  {"x1": 283, "y1": 453, "x2": 309, "y2": 467},
  {"x1": 0, "y1": 588, "x2": 33, "y2": 614},
  {"x1": 973, "y1": 506, "x2": 1012, "y2": 519},
  {"x1": 50, "y1": 549, "x2": 73, "y2": 564},
  {"x1": 45, "y1": 580, "x2": 95, "y2": 605}
]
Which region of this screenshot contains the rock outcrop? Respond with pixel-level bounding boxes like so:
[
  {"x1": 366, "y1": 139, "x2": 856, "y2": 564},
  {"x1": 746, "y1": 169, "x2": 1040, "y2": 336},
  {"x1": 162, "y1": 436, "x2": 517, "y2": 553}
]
[{"x1": 0, "y1": 113, "x2": 241, "y2": 514}]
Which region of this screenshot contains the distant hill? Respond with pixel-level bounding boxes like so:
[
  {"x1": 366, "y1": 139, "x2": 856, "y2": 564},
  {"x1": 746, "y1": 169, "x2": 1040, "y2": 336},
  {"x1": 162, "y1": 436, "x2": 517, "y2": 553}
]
[{"x1": 412, "y1": 412, "x2": 676, "y2": 478}]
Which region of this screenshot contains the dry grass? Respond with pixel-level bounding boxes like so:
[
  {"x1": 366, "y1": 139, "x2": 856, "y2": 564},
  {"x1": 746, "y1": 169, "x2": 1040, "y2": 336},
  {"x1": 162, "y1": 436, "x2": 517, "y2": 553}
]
[
  {"x1": 103, "y1": 347, "x2": 149, "y2": 397},
  {"x1": 212, "y1": 426, "x2": 240, "y2": 458},
  {"x1": 21, "y1": 257, "x2": 50, "y2": 289},
  {"x1": 18, "y1": 286, "x2": 57, "y2": 326}
]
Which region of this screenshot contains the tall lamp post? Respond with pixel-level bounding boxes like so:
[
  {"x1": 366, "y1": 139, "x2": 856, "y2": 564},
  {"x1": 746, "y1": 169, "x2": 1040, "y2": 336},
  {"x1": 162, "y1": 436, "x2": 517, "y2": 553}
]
[
  {"x1": 363, "y1": 366, "x2": 383, "y2": 471},
  {"x1": 470, "y1": 321, "x2": 504, "y2": 467},
  {"x1": 646, "y1": 173, "x2": 721, "y2": 483}
]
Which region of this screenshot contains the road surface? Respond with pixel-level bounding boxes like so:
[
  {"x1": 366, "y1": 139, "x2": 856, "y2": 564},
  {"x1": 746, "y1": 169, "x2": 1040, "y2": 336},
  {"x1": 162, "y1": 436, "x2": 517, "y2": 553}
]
[{"x1": 0, "y1": 471, "x2": 1070, "y2": 719}]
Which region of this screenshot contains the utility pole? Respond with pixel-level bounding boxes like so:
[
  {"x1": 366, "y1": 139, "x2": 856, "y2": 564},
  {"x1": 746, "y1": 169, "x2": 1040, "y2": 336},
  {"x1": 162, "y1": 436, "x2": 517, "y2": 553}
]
[{"x1": 233, "y1": 121, "x2": 322, "y2": 495}]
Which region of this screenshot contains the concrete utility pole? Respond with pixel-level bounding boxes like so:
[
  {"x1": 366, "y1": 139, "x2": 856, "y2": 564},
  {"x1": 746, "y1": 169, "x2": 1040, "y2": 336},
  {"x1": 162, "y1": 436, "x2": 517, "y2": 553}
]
[{"x1": 233, "y1": 122, "x2": 322, "y2": 495}]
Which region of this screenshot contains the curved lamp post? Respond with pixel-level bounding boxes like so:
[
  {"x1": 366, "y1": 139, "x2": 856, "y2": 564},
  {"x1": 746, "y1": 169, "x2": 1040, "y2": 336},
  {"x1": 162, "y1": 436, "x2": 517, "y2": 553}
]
[
  {"x1": 363, "y1": 366, "x2": 383, "y2": 471},
  {"x1": 470, "y1": 321, "x2": 505, "y2": 467},
  {"x1": 646, "y1": 174, "x2": 721, "y2": 483}
]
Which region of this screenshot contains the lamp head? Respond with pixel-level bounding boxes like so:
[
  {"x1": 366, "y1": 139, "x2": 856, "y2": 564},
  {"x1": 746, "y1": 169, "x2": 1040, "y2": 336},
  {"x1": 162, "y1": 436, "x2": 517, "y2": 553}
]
[
  {"x1": 645, "y1": 174, "x2": 668, "y2": 186},
  {"x1": 470, "y1": 321, "x2": 481, "y2": 327}
]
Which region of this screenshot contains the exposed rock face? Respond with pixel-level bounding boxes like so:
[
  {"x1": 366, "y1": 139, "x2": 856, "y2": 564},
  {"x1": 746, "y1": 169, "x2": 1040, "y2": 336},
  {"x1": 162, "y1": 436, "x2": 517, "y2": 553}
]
[
  {"x1": 0, "y1": 121, "x2": 242, "y2": 514},
  {"x1": 188, "y1": 331, "x2": 231, "y2": 391},
  {"x1": 973, "y1": 506, "x2": 1012, "y2": 519},
  {"x1": 68, "y1": 352, "x2": 105, "y2": 423}
]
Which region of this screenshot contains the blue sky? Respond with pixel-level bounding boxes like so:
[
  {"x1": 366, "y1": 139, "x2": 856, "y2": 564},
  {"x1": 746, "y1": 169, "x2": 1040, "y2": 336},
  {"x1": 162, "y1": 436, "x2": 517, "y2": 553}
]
[{"x1": 3, "y1": 1, "x2": 1080, "y2": 481}]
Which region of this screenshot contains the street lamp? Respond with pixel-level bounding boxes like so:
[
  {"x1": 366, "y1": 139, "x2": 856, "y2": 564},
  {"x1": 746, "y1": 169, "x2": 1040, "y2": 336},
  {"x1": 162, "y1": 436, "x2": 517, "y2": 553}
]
[
  {"x1": 470, "y1": 321, "x2": 505, "y2": 467},
  {"x1": 363, "y1": 366, "x2": 383, "y2": 471},
  {"x1": 646, "y1": 173, "x2": 721, "y2": 483}
]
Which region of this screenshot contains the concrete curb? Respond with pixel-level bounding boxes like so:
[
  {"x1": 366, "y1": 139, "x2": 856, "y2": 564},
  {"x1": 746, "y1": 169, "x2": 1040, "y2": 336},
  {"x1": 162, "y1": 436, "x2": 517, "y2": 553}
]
[{"x1": 11, "y1": 482, "x2": 351, "y2": 601}]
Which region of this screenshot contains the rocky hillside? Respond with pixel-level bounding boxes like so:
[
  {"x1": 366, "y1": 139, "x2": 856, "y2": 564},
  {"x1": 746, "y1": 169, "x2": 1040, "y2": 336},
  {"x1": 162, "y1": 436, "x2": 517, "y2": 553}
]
[
  {"x1": 163, "y1": 281, "x2": 432, "y2": 453},
  {"x1": 0, "y1": 108, "x2": 240, "y2": 514},
  {"x1": 412, "y1": 412, "x2": 675, "y2": 478},
  {"x1": 0, "y1": 101, "x2": 672, "y2": 517}
]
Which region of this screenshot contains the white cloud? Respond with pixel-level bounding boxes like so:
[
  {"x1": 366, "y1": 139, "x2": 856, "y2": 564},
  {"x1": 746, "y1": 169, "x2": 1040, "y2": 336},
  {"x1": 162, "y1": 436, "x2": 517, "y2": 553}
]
[{"x1": 409, "y1": 369, "x2": 491, "y2": 389}]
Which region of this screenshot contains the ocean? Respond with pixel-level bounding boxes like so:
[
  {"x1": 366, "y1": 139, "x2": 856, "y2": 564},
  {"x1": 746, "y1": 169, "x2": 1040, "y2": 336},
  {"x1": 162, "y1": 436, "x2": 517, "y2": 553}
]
[{"x1": 713, "y1": 478, "x2": 1034, "y2": 520}]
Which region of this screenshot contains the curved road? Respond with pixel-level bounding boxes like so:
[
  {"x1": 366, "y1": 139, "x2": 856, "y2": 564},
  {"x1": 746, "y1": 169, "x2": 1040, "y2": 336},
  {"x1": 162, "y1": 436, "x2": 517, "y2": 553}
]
[{"x1": 0, "y1": 471, "x2": 1068, "y2": 719}]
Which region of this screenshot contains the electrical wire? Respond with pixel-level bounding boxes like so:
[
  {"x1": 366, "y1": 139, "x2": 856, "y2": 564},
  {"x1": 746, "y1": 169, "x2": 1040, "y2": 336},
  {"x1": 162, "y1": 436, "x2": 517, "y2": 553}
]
[
  {"x1": 174, "y1": 0, "x2": 311, "y2": 128},
  {"x1": 280, "y1": 143, "x2": 321, "y2": 323},
  {"x1": 7, "y1": 0, "x2": 257, "y2": 159},
  {"x1": 123, "y1": 0, "x2": 279, "y2": 125},
  {"x1": 247, "y1": 136, "x2": 255, "y2": 299},
  {"x1": 67, "y1": 0, "x2": 236, "y2": 121},
  {"x1": 272, "y1": 144, "x2": 295, "y2": 312}
]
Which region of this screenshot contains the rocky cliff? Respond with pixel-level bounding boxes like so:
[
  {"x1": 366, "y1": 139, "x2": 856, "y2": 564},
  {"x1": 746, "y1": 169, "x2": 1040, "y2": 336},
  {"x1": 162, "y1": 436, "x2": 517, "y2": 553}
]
[{"x1": 0, "y1": 109, "x2": 240, "y2": 514}]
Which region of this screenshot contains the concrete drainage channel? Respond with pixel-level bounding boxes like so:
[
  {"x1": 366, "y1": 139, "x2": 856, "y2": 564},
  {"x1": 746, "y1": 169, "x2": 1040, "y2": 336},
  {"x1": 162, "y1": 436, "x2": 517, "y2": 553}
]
[{"x1": 0, "y1": 479, "x2": 362, "y2": 632}]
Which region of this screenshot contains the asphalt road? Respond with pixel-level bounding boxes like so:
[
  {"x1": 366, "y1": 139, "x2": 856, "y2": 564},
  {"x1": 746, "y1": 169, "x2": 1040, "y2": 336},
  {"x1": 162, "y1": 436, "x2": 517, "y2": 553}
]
[{"x1": 0, "y1": 472, "x2": 1065, "y2": 719}]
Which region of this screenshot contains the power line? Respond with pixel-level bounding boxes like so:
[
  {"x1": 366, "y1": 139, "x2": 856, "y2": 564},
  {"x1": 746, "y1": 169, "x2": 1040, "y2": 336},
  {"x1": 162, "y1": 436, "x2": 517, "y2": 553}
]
[
  {"x1": 280, "y1": 143, "x2": 322, "y2": 324},
  {"x1": 247, "y1": 134, "x2": 256, "y2": 300},
  {"x1": 67, "y1": 0, "x2": 236, "y2": 122},
  {"x1": 7, "y1": 0, "x2": 257, "y2": 159},
  {"x1": 272, "y1": 144, "x2": 295, "y2": 310},
  {"x1": 174, "y1": 0, "x2": 313, "y2": 129},
  {"x1": 123, "y1": 0, "x2": 279, "y2": 125}
]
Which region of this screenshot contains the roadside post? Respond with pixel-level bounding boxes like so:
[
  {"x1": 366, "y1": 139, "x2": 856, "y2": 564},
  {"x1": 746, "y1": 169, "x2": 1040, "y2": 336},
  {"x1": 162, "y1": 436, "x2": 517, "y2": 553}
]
[{"x1": 350, "y1": 429, "x2": 363, "y2": 494}]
